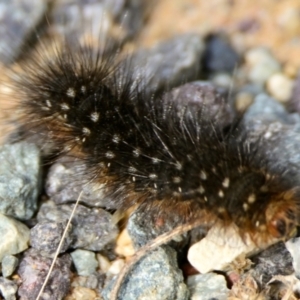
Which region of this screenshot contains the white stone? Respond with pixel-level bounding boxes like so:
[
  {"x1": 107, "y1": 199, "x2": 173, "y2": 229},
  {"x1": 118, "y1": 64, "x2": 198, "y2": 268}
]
[
  {"x1": 267, "y1": 73, "x2": 294, "y2": 103},
  {"x1": 188, "y1": 224, "x2": 261, "y2": 273}
]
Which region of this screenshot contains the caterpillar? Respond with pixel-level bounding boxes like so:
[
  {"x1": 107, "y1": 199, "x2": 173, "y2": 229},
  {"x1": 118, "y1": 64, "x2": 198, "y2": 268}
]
[
  {"x1": 3, "y1": 3, "x2": 300, "y2": 299},
  {"x1": 12, "y1": 35, "x2": 299, "y2": 247}
]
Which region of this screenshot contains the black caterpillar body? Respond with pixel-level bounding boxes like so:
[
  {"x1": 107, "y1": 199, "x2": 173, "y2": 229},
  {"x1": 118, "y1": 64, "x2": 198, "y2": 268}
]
[{"x1": 15, "y1": 40, "x2": 300, "y2": 246}]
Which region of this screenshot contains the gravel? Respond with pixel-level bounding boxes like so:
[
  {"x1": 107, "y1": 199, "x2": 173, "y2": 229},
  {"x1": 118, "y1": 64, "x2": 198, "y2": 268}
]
[{"x1": 1, "y1": 1, "x2": 300, "y2": 299}]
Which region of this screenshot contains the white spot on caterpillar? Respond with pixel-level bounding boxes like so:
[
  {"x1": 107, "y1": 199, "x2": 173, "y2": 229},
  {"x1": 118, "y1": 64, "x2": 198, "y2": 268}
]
[
  {"x1": 154, "y1": 183, "x2": 157, "y2": 189},
  {"x1": 149, "y1": 174, "x2": 157, "y2": 180},
  {"x1": 260, "y1": 185, "x2": 268, "y2": 192},
  {"x1": 81, "y1": 86, "x2": 86, "y2": 93},
  {"x1": 200, "y1": 170, "x2": 207, "y2": 180},
  {"x1": 198, "y1": 185, "x2": 205, "y2": 194},
  {"x1": 173, "y1": 177, "x2": 181, "y2": 184},
  {"x1": 243, "y1": 203, "x2": 249, "y2": 211},
  {"x1": 212, "y1": 167, "x2": 217, "y2": 174},
  {"x1": 132, "y1": 176, "x2": 136, "y2": 182},
  {"x1": 98, "y1": 162, "x2": 105, "y2": 168},
  {"x1": 107, "y1": 163, "x2": 111, "y2": 167},
  {"x1": 66, "y1": 87, "x2": 76, "y2": 98},
  {"x1": 218, "y1": 190, "x2": 224, "y2": 198},
  {"x1": 82, "y1": 127, "x2": 91, "y2": 136},
  {"x1": 128, "y1": 166, "x2": 137, "y2": 173},
  {"x1": 46, "y1": 100, "x2": 52, "y2": 107},
  {"x1": 264, "y1": 131, "x2": 272, "y2": 139},
  {"x1": 112, "y1": 134, "x2": 120, "y2": 144},
  {"x1": 204, "y1": 196, "x2": 208, "y2": 202},
  {"x1": 178, "y1": 187, "x2": 182, "y2": 193},
  {"x1": 105, "y1": 151, "x2": 115, "y2": 159},
  {"x1": 247, "y1": 193, "x2": 256, "y2": 204},
  {"x1": 90, "y1": 112, "x2": 100, "y2": 122},
  {"x1": 255, "y1": 221, "x2": 260, "y2": 227},
  {"x1": 133, "y1": 149, "x2": 141, "y2": 157},
  {"x1": 175, "y1": 162, "x2": 182, "y2": 170},
  {"x1": 152, "y1": 157, "x2": 159, "y2": 164},
  {"x1": 222, "y1": 177, "x2": 230, "y2": 188},
  {"x1": 61, "y1": 103, "x2": 70, "y2": 111},
  {"x1": 63, "y1": 114, "x2": 67, "y2": 119}
]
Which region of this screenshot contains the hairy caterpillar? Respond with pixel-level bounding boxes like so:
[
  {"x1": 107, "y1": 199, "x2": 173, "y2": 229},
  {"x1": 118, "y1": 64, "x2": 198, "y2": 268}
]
[
  {"x1": 2, "y1": 3, "x2": 300, "y2": 299},
  {"x1": 13, "y1": 36, "x2": 299, "y2": 246}
]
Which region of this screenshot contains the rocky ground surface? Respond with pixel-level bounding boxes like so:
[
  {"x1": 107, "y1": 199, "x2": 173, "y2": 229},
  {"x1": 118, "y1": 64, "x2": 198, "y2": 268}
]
[{"x1": 1, "y1": 0, "x2": 300, "y2": 299}]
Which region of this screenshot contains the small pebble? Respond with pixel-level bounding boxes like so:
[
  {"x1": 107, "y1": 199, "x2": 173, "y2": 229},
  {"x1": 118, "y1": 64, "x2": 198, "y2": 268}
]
[
  {"x1": 235, "y1": 91, "x2": 254, "y2": 112},
  {"x1": 285, "y1": 237, "x2": 300, "y2": 278},
  {"x1": 212, "y1": 73, "x2": 233, "y2": 89},
  {"x1": 71, "y1": 273, "x2": 105, "y2": 290},
  {"x1": 115, "y1": 229, "x2": 135, "y2": 258},
  {"x1": 0, "y1": 0, "x2": 47, "y2": 64},
  {"x1": 106, "y1": 258, "x2": 125, "y2": 276},
  {"x1": 202, "y1": 34, "x2": 240, "y2": 73},
  {"x1": 30, "y1": 221, "x2": 73, "y2": 255},
  {"x1": 71, "y1": 249, "x2": 98, "y2": 277},
  {"x1": 37, "y1": 200, "x2": 118, "y2": 251},
  {"x1": 267, "y1": 72, "x2": 294, "y2": 102},
  {"x1": 103, "y1": 247, "x2": 189, "y2": 300},
  {"x1": 97, "y1": 254, "x2": 111, "y2": 273},
  {"x1": 245, "y1": 47, "x2": 281, "y2": 85},
  {"x1": 246, "y1": 242, "x2": 294, "y2": 287},
  {"x1": 0, "y1": 214, "x2": 30, "y2": 262},
  {"x1": 0, "y1": 277, "x2": 18, "y2": 300},
  {"x1": 187, "y1": 273, "x2": 229, "y2": 300},
  {"x1": 1, "y1": 255, "x2": 18, "y2": 278},
  {"x1": 18, "y1": 249, "x2": 71, "y2": 300},
  {"x1": 277, "y1": 7, "x2": 300, "y2": 36},
  {"x1": 132, "y1": 33, "x2": 205, "y2": 93},
  {"x1": 65, "y1": 286, "x2": 98, "y2": 300},
  {"x1": 0, "y1": 142, "x2": 40, "y2": 220},
  {"x1": 188, "y1": 223, "x2": 265, "y2": 273}
]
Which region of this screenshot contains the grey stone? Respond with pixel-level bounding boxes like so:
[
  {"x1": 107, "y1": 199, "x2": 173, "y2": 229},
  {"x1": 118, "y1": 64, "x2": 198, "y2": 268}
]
[
  {"x1": 46, "y1": 158, "x2": 116, "y2": 209},
  {"x1": 18, "y1": 248, "x2": 71, "y2": 300},
  {"x1": 132, "y1": 34, "x2": 205, "y2": 93},
  {"x1": 37, "y1": 200, "x2": 118, "y2": 251},
  {"x1": 202, "y1": 34, "x2": 240, "y2": 73},
  {"x1": 1, "y1": 255, "x2": 19, "y2": 278},
  {"x1": 71, "y1": 273, "x2": 105, "y2": 290},
  {"x1": 0, "y1": 277, "x2": 18, "y2": 300},
  {"x1": 71, "y1": 249, "x2": 98, "y2": 276},
  {"x1": 285, "y1": 237, "x2": 300, "y2": 278},
  {"x1": 289, "y1": 70, "x2": 300, "y2": 113},
  {"x1": 162, "y1": 81, "x2": 235, "y2": 130},
  {"x1": 243, "y1": 94, "x2": 297, "y2": 125},
  {"x1": 127, "y1": 204, "x2": 187, "y2": 248},
  {"x1": 51, "y1": 0, "x2": 149, "y2": 47},
  {"x1": 103, "y1": 246, "x2": 189, "y2": 300},
  {"x1": 0, "y1": 142, "x2": 40, "y2": 220},
  {"x1": 30, "y1": 221, "x2": 73, "y2": 255},
  {"x1": 241, "y1": 95, "x2": 300, "y2": 189},
  {"x1": 0, "y1": 213, "x2": 30, "y2": 262},
  {"x1": 0, "y1": 0, "x2": 47, "y2": 64},
  {"x1": 186, "y1": 273, "x2": 229, "y2": 300},
  {"x1": 245, "y1": 242, "x2": 293, "y2": 287}
]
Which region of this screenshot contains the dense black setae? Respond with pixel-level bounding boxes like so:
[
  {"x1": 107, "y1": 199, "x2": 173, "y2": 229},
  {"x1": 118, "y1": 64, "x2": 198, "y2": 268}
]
[{"x1": 14, "y1": 40, "x2": 300, "y2": 246}]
